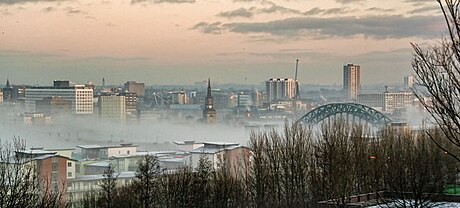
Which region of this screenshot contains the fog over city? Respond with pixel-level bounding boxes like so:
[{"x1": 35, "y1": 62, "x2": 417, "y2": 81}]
[
  {"x1": 2, "y1": 0, "x2": 460, "y2": 207},
  {"x1": 0, "y1": 115, "x2": 254, "y2": 149}
]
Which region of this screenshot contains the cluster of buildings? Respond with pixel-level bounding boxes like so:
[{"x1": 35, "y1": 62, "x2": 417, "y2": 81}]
[
  {"x1": 12, "y1": 141, "x2": 249, "y2": 207},
  {"x1": 0, "y1": 62, "x2": 422, "y2": 127},
  {"x1": 341, "y1": 64, "x2": 419, "y2": 118},
  {"x1": 0, "y1": 79, "x2": 146, "y2": 125}
]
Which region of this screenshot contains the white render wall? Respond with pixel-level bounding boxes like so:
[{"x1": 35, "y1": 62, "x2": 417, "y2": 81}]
[{"x1": 107, "y1": 146, "x2": 137, "y2": 158}]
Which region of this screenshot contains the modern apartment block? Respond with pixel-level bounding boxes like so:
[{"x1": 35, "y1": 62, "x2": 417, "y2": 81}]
[
  {"x1": 343, "y1": 64, "x2": 360, "y2": 101},
  {"x1": 25, "y1": 84, "x2": 93, "y2": 114},
  {"x1": 265, "y1": 78, "x2": 298, "y2": 102}
]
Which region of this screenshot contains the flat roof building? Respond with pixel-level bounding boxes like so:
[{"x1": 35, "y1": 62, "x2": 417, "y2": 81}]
[
  {"x1": 25, "y1": 84, "x2": 93, "y2": 114},
  {"x1": 99, "y1": 95, "x2": 126, "y2": 124}
]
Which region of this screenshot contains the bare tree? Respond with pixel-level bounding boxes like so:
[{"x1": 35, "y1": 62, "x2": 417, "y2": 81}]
[
  {"x1": 412, "y1": 0, "x2": 460, "y2": 162},
  {"x1": 378, "y1": 128, "x2": 457, "y2": 208},
  {"x1": 0, "y1": 138, "x2": 67, "y2": 208},
  {"x1": 163, "y1": 167, "x2": 195, "y2": 208}
]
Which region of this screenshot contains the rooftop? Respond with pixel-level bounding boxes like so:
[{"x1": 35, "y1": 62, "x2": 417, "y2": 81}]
[
  {"x1": 77, "y1": 144, "x2": 137, "y2": 149},
  {"x1": 202, "y1": 142, "x2": 239, "y2": 146},
  {"x1": 85, "y1": 161, "x2": 110, "y2": 168},
  {"x1": 189, "y1": 145, "x2": 247, "y2": 154},
  {"x1": 69, "y1": 171, "x2": 136, "y2": 181},
  {"x1": 173, "y1": 140, "x2": 200, "y2": 145},
  {"x1": 16, "y1": 149, "x2": 57, "y2": 155}
]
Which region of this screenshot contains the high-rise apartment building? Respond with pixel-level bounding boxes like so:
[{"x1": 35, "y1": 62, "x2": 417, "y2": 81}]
[
  {"x1": 25, "y1": 84, "x2": 93, "y2": 114},
  {"x1": 265, "y1": 78, "x2": 298, "y2": 102},
  {"x1": 99, "y1": 95, "x2": 126, "y2": 124},
  {"x1": 343, "y1": 64, "x2": 360, "y2": 101},
  {"x1": 124, "y1": 81, "x2": 145, "y2": 97}
]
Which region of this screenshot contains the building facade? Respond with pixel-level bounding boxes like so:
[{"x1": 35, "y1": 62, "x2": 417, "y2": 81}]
[
  {"x1": 358, "y1": 92, "x2": 414, "y2": 112},
  {"x1": 237, "y1": 93, "x2": 252, "y2": 107},
  {"x1": 36, "y1": 96, "x2": 72, "y2": 115},
  {"x1": 99, "y1": 95, "x2": 126, "y2": 123},
  {"x1": 124, "y1": 81, "x2": 145, "y2": 97},
  {"x1": 25, "y1": 84, "x2": 93, "y2": 114},
  {"x1": 343, "y1": 64, "x2": 360, "y2": 101},
  {"x1": 171, "y1": 91, "x2": 188, "y2": 104},
  {"x1": 265, "y1": 78, "x2": 298, "y2": 102}
]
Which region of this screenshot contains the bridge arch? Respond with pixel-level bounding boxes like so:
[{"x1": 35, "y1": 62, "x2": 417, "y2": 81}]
[{"x1": 297, "y1": 103, "x2": 391, "y2": 127}]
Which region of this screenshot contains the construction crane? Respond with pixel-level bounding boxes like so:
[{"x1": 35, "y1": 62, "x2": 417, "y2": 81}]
[{"x1": 294, "y1": 59, "x2": 300, "y2": 99}]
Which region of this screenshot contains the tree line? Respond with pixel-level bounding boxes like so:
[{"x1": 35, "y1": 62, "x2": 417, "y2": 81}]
[{"x1": 78, "y1": 121, "x2": 458, "y2": 208}]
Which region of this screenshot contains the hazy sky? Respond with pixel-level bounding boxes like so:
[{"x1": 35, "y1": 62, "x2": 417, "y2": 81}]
[{"x1": 0, "y1": 0, "x2": 445, "y2": 86}]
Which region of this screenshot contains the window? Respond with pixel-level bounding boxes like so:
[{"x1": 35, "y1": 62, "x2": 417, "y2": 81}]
[
  {"x1": 67, "y1": 162, "x2": 72, "y2": 167},
  {"x1": 68, "y1": 172, "x2": 72, "y2": 177},
  {"x1": 127, "y1": 150, "x2": 130, "y2": 154},
  {"x1": 51, "y1": 172, "x2": 58, "y2": 182},
  {"x1": 51, "y1": 162, "x2": 58, "y2": 171}
]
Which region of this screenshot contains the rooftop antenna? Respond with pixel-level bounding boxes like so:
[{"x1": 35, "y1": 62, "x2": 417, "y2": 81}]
[{"x1": 295, "y1": 59, "x2": 300, "y2": 99}]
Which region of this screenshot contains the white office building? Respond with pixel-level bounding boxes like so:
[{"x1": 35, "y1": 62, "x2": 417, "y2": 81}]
[
  {"x1": 25, "y1": 85, "x2": 93, "y2": 114},
  {"x1": 358, "y1": 92, "x2": 414, "y2": 112}
]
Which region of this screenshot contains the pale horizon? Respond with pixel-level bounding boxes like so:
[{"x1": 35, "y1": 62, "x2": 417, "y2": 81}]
[{"x1": 0, "y1": 0, "x2": 444, "y2": 85}]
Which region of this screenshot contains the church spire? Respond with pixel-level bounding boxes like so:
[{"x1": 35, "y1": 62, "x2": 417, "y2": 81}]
[
  {"x1": 5, "y1": 78, "x2": 11, "y2": 88},
  {"x1": 203, "y1": 77, "x2": 216, "y2": 124},
  {"x1": 207, "y1": 78, "x2": 212, "y2": 98}
]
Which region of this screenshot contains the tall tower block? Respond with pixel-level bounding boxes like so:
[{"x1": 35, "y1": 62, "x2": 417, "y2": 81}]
[{"x1": 343, "y1": 64, "x2": 360, "y2": 101}]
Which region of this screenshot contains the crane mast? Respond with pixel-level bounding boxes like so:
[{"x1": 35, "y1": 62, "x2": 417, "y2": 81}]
[
  {"x1": 295, "y1": 59, "x2": 300, "y2": 99},
  {"x1": 295, "y1": 59, "x2": 299, "y2": 81}
]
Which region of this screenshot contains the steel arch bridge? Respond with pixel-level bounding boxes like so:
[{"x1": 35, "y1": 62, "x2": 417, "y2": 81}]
[{"x1": 297, "y1": 103, "x2": 392, "y2": 127}]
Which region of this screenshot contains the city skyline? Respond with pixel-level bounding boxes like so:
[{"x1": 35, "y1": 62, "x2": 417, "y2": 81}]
[{"x1": 0, "y1": 0, "x2": 444, "y2": 85}]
